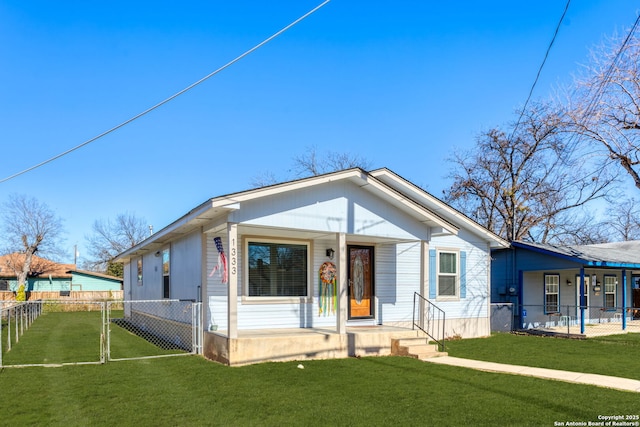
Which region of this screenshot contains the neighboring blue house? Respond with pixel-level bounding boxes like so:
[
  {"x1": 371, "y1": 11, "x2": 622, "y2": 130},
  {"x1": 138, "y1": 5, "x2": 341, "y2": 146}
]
[
  {"x1": 67, "y1": 269, "x2": 123, "y2": 292},
  {"x1": 0, "y1": 254, "x2": 122, "y2": 295},
  {"x1": 491, "y1": 241, "x2": 640, "y2": 333}
]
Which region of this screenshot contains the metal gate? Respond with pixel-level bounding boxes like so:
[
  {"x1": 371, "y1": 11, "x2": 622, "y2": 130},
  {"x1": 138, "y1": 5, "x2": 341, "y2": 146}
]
[
  {"x1": 0, "y1": 300, "x2": 105, "y2": 367},
  {"x1": 1, "y1": 300, "x2": 202, "y2": 368}
]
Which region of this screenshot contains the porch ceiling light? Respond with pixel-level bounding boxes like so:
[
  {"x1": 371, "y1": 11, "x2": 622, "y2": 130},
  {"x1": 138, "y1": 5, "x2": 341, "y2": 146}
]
[{"x1": 326, "y1": 248, "x2": 335, "y2": 260}]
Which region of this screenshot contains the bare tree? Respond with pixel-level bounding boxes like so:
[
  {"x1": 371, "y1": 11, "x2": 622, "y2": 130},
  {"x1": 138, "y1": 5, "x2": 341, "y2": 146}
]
[
  {"x1": 0, "y1": 194, "x2": 65, "y2": 298},
  {"x1": 249, "y1": 171, "x2": 279, "y2": 189},
  {"x1": 604, "y1": 197, "x2": 640, "y2": 241},
  {"x1": 292, "y1": 146, "x2": 372, "y2": 178},
  {"x1": 249, "y1": 146, "x2": 372, "y2": 188},
  {"x1": 542, "y1": 210, "x2": 610, "y2": 245},
  {"x1": 84, "y1": 212, "x2": 149, "y2": 276},
  {"x1": 444, "y1": 103, "x2": 614, "y2": 243},
  {"x1": 567, "y1": 28, "x2": 640, "y2": 190}
]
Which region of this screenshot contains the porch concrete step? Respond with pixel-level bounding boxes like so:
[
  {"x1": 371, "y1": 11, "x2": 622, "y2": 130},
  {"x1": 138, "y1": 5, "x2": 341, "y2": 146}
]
[{"x1": 391, "y1": 337, "x2": 448, "y2": 360}]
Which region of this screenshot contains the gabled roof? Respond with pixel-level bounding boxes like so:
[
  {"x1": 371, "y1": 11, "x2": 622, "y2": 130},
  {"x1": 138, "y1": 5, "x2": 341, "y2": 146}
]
[
  {"x1": 67, "y1": 269, "x2": 123, "y2": 282},
  {"x1": 370, "y1": 168, "x2": 508, "y2": 248},
  {"x1": 0, "y1": 253, "x2": 74, "y2": 279},
  {"x1": 115, "y1": 167, "x2": 509, "y2": 262},
  {"x1": 0, "y1": 254, "x2": 122, "y2": 281},
  {"x1": 511, "y1": 240, "x2": 640, "y2": 269}
]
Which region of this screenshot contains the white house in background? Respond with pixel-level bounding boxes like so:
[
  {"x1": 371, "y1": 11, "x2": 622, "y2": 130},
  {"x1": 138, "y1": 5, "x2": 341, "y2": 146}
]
[{"x1": 115, "y1": 168, "x2": 508, "y2": 365}]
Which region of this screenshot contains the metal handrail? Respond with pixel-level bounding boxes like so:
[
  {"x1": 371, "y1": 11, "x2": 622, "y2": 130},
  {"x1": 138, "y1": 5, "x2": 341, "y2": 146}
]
[{"x1": 412, "y1": 292, "x2": 446, "y2": 352}]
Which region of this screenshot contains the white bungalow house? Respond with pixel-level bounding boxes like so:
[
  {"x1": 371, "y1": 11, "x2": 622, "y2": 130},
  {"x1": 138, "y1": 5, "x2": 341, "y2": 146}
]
[{"x1": 115, "y1": 168, "x2": 508, "y2": 365}]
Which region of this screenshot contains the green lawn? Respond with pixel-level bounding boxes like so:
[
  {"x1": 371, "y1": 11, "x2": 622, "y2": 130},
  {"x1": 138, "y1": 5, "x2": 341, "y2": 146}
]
[
  {"x1": 1, "y1": 310, "x2": 180, "y2": 365},
  {"x1": 2, "y1": 355, "x2": 638, "y2": 426},
  {"x1": 445, "y1": 332, "x2": 640, "y2": 380},
  {"x1": 0, "y1": 315, "x2": 638, "y2": 426}
]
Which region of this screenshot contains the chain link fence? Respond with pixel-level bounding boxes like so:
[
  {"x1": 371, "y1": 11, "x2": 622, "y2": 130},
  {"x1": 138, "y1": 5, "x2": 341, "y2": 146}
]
[
  {"x1": 107, "y1": 300, "x2": 202, "y2": 361},
  {"x1": 1, "y1": 300, "x2": 104, "y2": 367},
  {"x1": 0, "y1": 301, "x2": 44, "y2": 366},
  {"x1": 515, "y1": 304, "x2": 640, "y2": 336},
  {"x1": 1, "y1": 299, "x2": 202, "y2": 368}
]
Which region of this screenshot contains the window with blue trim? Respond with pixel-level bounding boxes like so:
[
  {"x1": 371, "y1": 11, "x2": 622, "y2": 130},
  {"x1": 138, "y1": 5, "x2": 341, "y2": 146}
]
[
  {"x1": 438, "y1": 251, "x2": 457, "y2": 297},
  {"x1": 428, "y1": 249, "x2": 466, "y2": 300}
]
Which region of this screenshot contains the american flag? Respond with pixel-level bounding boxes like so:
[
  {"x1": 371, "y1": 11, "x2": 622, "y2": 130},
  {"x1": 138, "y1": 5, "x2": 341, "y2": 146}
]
[{"x1": 209, "y1": 237, "x2": 228, "y2": 283}]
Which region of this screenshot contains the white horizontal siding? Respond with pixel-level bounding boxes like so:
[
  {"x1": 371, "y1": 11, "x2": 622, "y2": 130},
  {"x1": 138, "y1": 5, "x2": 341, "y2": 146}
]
[
  {"x1": 205, "y1": 234, "x2": 233, "y2": 329},
  {"x1": 203, "y1": 214, "x2": 493, "y2": 330},
  {"x1": 170, "y1": 231, "x2": 202, "y2": 301},
  {"x1": 375, "y1": 242, "x2": 421, "y2": 324},
  {"x1": 430, "y1": 230, "x2": 490, "y2": 319},
  {"x1": 206, "y1": 233, "x2": 331, "y2": 330},
  {"x1": 229, "y1": 181, "x2": 428, "y2": 241}
]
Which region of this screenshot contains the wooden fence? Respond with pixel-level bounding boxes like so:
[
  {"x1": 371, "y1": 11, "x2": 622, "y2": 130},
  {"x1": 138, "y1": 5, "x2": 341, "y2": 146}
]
[{"x1": 0, "y1": 290, "x2": 123, "y2": 301}]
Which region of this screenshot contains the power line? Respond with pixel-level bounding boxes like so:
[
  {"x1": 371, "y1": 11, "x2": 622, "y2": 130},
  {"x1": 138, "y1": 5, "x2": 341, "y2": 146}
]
[
  {"x1": 561, "y1": 13, "x2": 640, "y2": 157},
  {"x1": 0, "y1": 0, "x2": 330, "y2": 185},
  {"x1": 579, "y1": 13, "x2": 640, "y2": 126},
  {"x1": 507, "y1": 0, "x2": 571, "y2": 143}
]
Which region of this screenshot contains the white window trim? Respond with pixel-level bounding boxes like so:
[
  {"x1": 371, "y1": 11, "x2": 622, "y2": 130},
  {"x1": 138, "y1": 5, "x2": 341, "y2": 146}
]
[
  {"x1": 242, "y1": 236, "x2": 312, "y2": 303},
  {"x1": 436, "y1": 248, "x2": 459, "y2": 301},
  {"x1": 162, "y1": 246, "x2": 170, "y2": 299},
  {"x1": 604, "y1": 275, "x2": 617, "y2": 309},
  {"x1": 575, "y1": 274, "x2": 589, "y2": 308},
  {"x1": 544, "y1": 273, "x2": 559, "y2": 314},
  {"x1": 137, "y1": 258, "x2": 143, "y2": 286}
]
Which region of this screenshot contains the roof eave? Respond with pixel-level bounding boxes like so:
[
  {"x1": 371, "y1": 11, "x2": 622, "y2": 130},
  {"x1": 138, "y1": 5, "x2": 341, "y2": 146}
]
[{"x1": 512, "y1": 241, "x2": 640, "y2": 269}]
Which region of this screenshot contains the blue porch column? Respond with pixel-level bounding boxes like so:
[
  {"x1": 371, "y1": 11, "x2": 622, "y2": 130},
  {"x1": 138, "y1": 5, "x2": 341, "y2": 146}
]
[
  {"x1": 622, "y1": 270, "x2": 627, "y2": 330},
  {"x1": 580, "y1": 267, "x2": 585, "y2": 334},
  {"x1": 517, "y1": 270, "x2": 523, "y2": 328}
]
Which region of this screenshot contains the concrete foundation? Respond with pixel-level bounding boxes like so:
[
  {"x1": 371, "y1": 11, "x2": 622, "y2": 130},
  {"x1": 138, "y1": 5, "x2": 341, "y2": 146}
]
[{"x1": 203, "y1": 326, "x2": 423, "y2": 366}]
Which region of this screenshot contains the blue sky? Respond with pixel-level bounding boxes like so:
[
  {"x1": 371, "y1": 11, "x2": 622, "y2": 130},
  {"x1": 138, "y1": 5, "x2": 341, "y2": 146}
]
[{"x1": 0, "y1": 1, "x2": 637, "y2": 264}]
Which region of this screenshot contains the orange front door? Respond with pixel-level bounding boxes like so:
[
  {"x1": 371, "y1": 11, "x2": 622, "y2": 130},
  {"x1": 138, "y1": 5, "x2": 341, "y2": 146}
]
[{"x1": 348, "y1": 245, "x2": 374, "y2": 319}]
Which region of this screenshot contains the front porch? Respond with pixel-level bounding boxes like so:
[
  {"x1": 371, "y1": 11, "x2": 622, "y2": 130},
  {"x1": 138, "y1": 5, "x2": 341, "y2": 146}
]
[
  {"x1": 203, "y1": 325, "x2": 427, "y2": 366},
  {"x1": 526, "y1": 316, "x2": 640, "y2": 338}
]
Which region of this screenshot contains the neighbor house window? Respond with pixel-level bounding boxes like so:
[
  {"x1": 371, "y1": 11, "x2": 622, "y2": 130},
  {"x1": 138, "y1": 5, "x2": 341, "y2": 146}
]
[
  {"x1": 544, "y1": 274, "x2": 559, "y2": 313},
  {"x1": 604, "y1": 275, "x2": 616, "y2": 309},
  {"x1": 246, "y1": 239, "x2": 308, "y2": 297},
  {"x1": 162, "y1": 248, "x2": 170, "y2": 298},
  {"x1": 137, "y1": 258, "x2": 143, "y2": 286},
  {"x1": 437, "y1": 250, "x2": 458, "y2": 298}
]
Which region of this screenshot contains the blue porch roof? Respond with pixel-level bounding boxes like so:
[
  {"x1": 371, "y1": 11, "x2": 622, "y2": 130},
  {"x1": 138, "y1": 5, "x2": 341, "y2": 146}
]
[{"x1": 511, "y1": 241, "x2": 640, "y2": 269}]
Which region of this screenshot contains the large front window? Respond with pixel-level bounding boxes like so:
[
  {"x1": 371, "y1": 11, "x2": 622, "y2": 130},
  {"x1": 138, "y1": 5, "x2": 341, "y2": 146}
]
[
  {"x1": 437, "y1": 251, "x2": 458, "y2": 298},
  {"x1": 247, "y1": 239, "x2": 308, "y2": 297},
  {"x1": 544, "y1": 274, "x2": 559, "y2": 313}
]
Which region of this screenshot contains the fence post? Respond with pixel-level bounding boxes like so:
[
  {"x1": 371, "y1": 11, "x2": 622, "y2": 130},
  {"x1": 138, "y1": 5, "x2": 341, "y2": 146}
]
[
  {"x1": 15, "y1": 306, "x2": 19, "y2": 344},
  {"x1": 0, "y1": 307, "x2": 3, "y2": 368},
  {"x1": 7, "y1": 307, "x2": 12, "y2": 351},
  {"x1": 100, "y1": 302, "x2": 106, "y2": 364},
  {"x1": 105, "y1": 301, "x2": 111, "y2": 362},
  {"x1": 192, "y1": 302, "x2": 201, "y2": 355}
]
